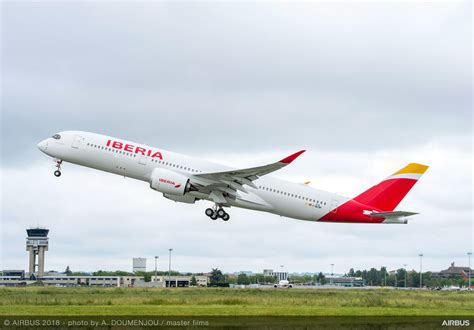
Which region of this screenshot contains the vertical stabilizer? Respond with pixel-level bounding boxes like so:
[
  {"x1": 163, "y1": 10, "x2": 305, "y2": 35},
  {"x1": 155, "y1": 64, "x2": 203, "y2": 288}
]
[{"x1": 353, "y1": 163, "x2": 429, "y2": 211}]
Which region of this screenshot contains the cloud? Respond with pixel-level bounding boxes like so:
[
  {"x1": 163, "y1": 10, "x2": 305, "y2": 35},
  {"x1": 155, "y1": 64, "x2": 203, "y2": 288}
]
[
  {"x1": 1, "y1": 1, "x2": 472, "y2": 274},
  {"x1": 1, "y1": 1, "x2": 471, "y2": 163}
]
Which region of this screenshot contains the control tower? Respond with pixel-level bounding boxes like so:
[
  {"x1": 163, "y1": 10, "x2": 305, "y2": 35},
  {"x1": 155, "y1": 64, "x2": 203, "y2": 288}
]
[{"x1": 26, "y1": 228, "x2": 49, "y2": 278}]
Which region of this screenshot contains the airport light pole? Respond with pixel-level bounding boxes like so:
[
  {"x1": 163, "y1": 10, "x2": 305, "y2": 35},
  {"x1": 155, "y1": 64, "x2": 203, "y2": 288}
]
[
  {"x1": 419, "y1": 254, "x2": 424, "y2": 288},
  {"x1": 468, "y1": 252, "x2": 472, "y2": 290},
  {"x1": 154, "y1": 256, "x2": 159, "y2": 282},
  {"x1": 330, "y1": 264, "x2": 334, "y2": 285},
  {"x1": 168, "y1": 249, "x2": 173, "y2": 288},
  {"x1": 382, "y1": 266, "x2": 386, "y2": 287},
  {"x1": 403, "y1": 264, "x2": 407, "y2": 288}
]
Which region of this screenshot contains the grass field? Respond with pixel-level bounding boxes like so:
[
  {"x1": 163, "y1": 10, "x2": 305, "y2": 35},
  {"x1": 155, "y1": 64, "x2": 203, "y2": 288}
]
[{"x1": 0, "y1": 287, "x2": 472, "y2": 316}]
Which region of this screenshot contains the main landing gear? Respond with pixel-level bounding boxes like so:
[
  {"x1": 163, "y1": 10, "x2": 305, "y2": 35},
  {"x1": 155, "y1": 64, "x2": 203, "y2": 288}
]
[
  {"x1": 53, "y1": 160, "x2": 63, "y2": 177},
  {"x1": 205, "y1": 206, "x2": 230, "y2": 221}
]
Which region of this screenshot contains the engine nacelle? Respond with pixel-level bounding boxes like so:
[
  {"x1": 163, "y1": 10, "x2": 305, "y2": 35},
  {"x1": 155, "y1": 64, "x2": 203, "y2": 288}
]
[{"x1": 150, "y1": 168, "x2": 190, "y2": 196}]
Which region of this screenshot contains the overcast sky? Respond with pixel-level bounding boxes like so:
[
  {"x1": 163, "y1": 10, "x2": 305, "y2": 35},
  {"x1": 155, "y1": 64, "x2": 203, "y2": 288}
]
[{"x1": 1, "y1": 1, "x2": 472, "y2": 275}]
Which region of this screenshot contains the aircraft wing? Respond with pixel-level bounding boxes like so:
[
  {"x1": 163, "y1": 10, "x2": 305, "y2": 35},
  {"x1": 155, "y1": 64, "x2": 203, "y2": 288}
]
[{"x1": 194, "y1": 150, "x2": 305, "y2": 190}]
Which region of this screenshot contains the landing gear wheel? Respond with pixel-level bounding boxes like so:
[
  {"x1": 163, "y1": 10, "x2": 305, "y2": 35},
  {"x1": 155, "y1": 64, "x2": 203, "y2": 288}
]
[
  {"x1": 222, "y1": 213, "x2": 230, "y2": 221},
  {"x1": 210, "y1": 212, "x2": 218, "y2": 220},
  {"x1": 54, "y1": 159, "x2": 63, "y2": 177},
  {"x1": 217, "y1": 209, "x2": 226, "y2": 218},
  {"x1": 205, "y1": 208, "x2": 214, "y2": 217}
]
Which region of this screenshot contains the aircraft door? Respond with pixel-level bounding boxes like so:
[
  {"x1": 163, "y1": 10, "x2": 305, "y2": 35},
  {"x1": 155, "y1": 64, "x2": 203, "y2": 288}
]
[
  {"x1": 138, "y1": 154, "x2": 147, "y2": 165},
  {"x1": 330, "y1": 198, "x2": 341, "y2": 213},
  {"x1": 71, "y1": 135, "x2": 82, "y2": 149}
]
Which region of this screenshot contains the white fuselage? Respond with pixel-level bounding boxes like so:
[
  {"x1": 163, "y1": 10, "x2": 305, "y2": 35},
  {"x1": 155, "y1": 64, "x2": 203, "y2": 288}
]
[{"x1": 38, "y1": 131, "x2": 348, "y2": 222}]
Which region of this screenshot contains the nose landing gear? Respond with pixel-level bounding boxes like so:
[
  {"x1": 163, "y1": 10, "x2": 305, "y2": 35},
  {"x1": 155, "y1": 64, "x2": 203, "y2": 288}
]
[
  {"x1": 53, "y1": 160, "x2": 63, "y2": 177},
  {"x1": 205, "y1": 206, "x2": 230, "y2": 221}
]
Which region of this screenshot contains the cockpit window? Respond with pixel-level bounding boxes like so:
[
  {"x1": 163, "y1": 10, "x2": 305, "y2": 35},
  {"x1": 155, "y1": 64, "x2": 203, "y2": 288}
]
[{"x1": 52, "y1": 134, "x2": 61, "y2": 140}]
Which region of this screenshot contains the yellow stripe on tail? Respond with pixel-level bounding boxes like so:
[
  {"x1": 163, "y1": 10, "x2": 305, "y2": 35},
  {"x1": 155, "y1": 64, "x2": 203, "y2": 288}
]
[{"x1": 392, "y1": 163, "x2": 429, "y2": 176}]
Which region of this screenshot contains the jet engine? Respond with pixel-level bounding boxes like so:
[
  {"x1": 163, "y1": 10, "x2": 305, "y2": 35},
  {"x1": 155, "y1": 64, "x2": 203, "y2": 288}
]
[{"x1": 150, "y1": 168, "x2": 192, "y2": 196}]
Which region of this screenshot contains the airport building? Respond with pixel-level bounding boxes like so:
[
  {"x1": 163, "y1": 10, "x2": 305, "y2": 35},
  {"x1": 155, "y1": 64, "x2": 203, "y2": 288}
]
[
  {"x1": 0, "y1": 274, "x2": 122, "y2": 287},
  {"x1": 0, "y1": 273, "x2": 209, "y2": 288},
  {"x1": 326, "y1": 276, "x2": 365, "y2": 287},
  {"x1": 431, "y1": 262, "x2": 473, "y2": 280},
  {"x1": 152, "y1": 275, "x2": 209, "y2": 287},
  {"x1": 133, "y1": 258, "x2": 147, "y2": 273},
  {"x1": 263, "y1": 269, "x2": 288, "y2": 281}
]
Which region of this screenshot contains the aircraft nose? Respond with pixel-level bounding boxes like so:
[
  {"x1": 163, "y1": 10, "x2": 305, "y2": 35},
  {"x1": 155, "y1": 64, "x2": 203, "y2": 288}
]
[{"x1": 37, "y1": 139, "x2": 48, "y2": 151}]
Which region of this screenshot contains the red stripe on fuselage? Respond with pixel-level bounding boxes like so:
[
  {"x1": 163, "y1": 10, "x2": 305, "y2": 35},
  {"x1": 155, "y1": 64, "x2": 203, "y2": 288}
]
[{"x1": 319, "y1": 199, "x2": 385, "y2": 223}]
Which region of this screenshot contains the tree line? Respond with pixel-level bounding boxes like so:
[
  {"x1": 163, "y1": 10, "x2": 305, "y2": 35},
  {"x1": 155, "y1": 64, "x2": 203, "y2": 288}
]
[
  {"x1": 347, "y1": 267, "x2": 469, "y2": 288},
  {"x1": 208, "y1": 269, "x2": 328, "y2": 286},
  {"x1": 62, "y1": 265, "x2": 470, "y2": 288}
]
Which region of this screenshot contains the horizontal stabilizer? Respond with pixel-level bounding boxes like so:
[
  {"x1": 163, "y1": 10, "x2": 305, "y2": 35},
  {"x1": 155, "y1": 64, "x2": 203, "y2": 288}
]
[{"x1": 370, "y1": 211, "x2": 418, "y2": 218}]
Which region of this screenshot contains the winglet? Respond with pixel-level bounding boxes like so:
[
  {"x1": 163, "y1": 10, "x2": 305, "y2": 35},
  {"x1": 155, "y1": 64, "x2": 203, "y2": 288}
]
[{"x1": 279, "y1": 150, "x2": 306, "y2": 164}]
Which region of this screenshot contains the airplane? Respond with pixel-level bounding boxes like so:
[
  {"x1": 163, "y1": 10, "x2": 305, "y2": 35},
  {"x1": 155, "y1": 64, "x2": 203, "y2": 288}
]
[
  {"x1": 37, "y1": 131, "x2": 428, "y2": 224},
  {"x1": 274, "y1": 279, "x2": 293, "y2": 289}
]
